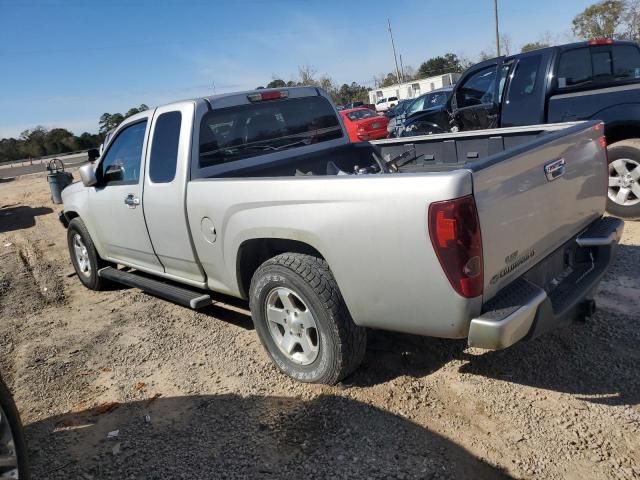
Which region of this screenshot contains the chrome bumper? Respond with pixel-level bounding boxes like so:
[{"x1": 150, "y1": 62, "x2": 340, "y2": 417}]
[{"x1": 468, "y1": 217, "x2": 624, "y2": 350}]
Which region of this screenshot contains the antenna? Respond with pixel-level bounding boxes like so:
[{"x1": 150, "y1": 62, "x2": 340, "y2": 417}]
[{"x1": 387, "y1": 18, "x2": 402, "y2": 84}]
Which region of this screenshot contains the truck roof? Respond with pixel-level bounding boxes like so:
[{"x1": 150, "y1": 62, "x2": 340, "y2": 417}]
[
  {"x1": 202, "y1": 86, "x2": 324, "y2": 109},
  {"x1": 474, "y1": 39, "x2": 639, "y2": 67}
]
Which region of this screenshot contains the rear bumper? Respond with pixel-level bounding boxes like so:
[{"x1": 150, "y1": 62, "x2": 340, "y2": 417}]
[{"x1": 467, "y1": 216, "x2": 624, "y2": 350}]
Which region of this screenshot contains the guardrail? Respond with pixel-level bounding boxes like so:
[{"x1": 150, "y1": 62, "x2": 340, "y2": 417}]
[{"x1": 0, "y1": 151, "x2": 90, "y2": 170}]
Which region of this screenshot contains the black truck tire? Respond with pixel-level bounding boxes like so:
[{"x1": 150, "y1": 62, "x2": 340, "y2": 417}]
[
  {"x1": 67, "y1": 217, "x2": 109, "y2": 290},
  {"x1": 0, "y1": 377, "x2": 29, "y2": 479},
  {"x1": 606, "y1": 140, "x2": 640, "y2": 219},
  {"x1": 249, "y1": 253, "x2": 366, "y2": 384}
]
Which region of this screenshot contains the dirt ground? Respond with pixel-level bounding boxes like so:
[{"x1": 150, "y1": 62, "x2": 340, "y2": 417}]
[{"x1": 0, "y1": 171, "x2": 638, "y2": 480}]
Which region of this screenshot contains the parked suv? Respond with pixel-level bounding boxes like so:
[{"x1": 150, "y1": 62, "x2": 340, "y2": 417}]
[{"x1": 375, "y1": 96, "x2": 398, "y2": 112}]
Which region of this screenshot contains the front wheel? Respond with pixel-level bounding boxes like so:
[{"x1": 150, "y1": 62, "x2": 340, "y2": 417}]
[
  {"x1": 606, "y1": 140, "x2": 640, "y2": 219},
  {"x1": 67, "y1": 218, "x2": 109, "y2": 290},
  {"x1": 0, "y1": 377, "x2": 29, "y2": 479},
  {"x1": 249, "y1": 253, "x2": 366, "y2": 384}
]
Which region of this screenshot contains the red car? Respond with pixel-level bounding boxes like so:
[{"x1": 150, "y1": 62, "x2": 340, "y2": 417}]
[{"x1": 340, "y1": 108, "x2": 389, "y2": 142}]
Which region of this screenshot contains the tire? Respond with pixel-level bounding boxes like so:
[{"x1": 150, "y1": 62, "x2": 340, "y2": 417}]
[
  {"x1": 606, "y1": 140, "x2": 640, "y2": 219},
  {"x1": 249, "y1": 253, "x2": 366, "y2": 385},
  {"x1": 0, "y1": 377, "x2": 29, "y2": 480},
  {"x1": 67, "y1": 217, "x2": 108, "y2": 290}
]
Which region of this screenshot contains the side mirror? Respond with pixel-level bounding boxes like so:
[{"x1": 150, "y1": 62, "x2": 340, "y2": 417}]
[
  {"x1": 79, "y1": 164, "x2": 97, "y2": 187},
  {"x1": 104, "y1": 164, "x2": 124, "y2": 183}
]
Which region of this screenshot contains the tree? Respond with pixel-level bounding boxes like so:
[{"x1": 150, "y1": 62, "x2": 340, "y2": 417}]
[
  {"x1": 500, "y1": 33, "x2": 512, "y2": 56},
  {"x1": 98, "y1": 112, "x2": 124, "y2": 134},
  {"x1": 416, "y1": 53, "x2": 465, "y2": 79},
  {"x1": 572, "y1": 0, "x2": 625, "y2": 39},
  {"x1": 625, "y1": 0, "x2": 640, "y2": 41},
  {"x1": 335, "y1": 82, "x2": 370, "y2": 105},
  {"x1": 266, "y1": 79, "x2": 286, "y2": 88},
  {"x1": 44, "y1": 128, "x2": 77, "y2": 154},
  {"x1": 521, "y1": 41, "x2": 550, "y2": 52},
  {"x1": 378, "y1": 72, "x2": 398, "y2": 87},
  {"x1": 19, "y1": 127, "x2": 47, "y2": 158}
]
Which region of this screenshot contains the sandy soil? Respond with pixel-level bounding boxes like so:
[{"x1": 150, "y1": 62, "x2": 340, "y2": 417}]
[{"x1": 0, "y1": 171, "x2": 638, "y2": 479}]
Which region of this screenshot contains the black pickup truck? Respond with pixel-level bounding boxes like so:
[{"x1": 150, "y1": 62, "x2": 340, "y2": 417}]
[{"x1": 405, "y1": 40, "x2": 640, "y2": 218}]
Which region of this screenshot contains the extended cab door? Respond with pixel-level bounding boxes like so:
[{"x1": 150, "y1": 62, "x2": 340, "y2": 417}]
[
  {"x1": 141, "y1": 101, "x2": 206, "y2": 286},
  {"x1": 451, "y1": 60, "x2": 506, "y2": 131},
  {"x1": 88, "y1": 113, "x2": 163, "y2": 271}
]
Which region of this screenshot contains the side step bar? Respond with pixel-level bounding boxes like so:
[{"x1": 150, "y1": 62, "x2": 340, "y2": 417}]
[{"x1": 98, "y1": 267, "x2": 211, "y2": 309}]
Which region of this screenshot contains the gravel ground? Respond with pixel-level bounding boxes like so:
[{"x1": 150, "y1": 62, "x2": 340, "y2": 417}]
[{"x1": 0, "y1": 172, "x2": 638, "y2": 479}]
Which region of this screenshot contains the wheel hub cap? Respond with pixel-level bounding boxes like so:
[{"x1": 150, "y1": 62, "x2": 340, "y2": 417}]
[
  {"x1": 608, "y1": 158, "x2": 640, "y2": 206},
  {"x1": 265, "y1": 287, "x2": 319, "y2": 365},
  {"x1": 73, "y1": 234, "x2": 91, "y2": 277}
]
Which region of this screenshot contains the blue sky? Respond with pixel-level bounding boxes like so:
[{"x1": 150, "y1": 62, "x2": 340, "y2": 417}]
[{"x1": 0, "y1": 0, "x2": 594, "y2": 138}]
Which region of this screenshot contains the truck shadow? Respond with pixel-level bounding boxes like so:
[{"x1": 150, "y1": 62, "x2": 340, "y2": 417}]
[
  {"x1": 24, "y1": 393, "x2": 512, "y2": 479},
  {"x1": 458, "y1": 243, "x2": 640, "y2": 407},
  {"x1": 0, "y1": 205, "x2": 53, "y2": 233},
  {"x1": 349, "y1": 331, "x2": 467, "y2": 387}
]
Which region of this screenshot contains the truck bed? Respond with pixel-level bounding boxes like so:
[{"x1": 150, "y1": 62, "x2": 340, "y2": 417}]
[
  {"x1": 203, "y1": 123, "x2": 589, "y2": 178},
  {"x1": 372, "y1": 123, "x2": 585, "y2": 173}
]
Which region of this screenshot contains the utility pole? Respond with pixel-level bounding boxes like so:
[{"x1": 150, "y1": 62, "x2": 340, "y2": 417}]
[
  {"x1": 399, "y1": 54, "x2": 405, "y2": 83},
  {"x1": 387, "y1": 18, "x2": 402, "y2": 84},
  {"x1": 494, "y1": 0, "x2": 501, "y2": 57}
]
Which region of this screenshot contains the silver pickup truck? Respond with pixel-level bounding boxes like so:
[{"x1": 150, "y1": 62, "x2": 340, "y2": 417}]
[{"x1": 60, "y1": 87, "x2": 623, "y2": 384}]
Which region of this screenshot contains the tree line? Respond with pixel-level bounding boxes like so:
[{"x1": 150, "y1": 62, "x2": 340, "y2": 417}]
[
  {"x1": 1, "y1": 0, "x2": 638, "y2": 161},
  {"x1": 0, "y1": 104, "x2": 149, "y2": 163}
]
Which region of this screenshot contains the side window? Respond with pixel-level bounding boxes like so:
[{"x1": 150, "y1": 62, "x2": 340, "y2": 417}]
[
  {"x1": 557, "y1": 48, "x2": 592, "y2": 88},
  {"x1": 407, "y1": 95, "x2": 426, "y2": 114},
  {"x1": 612, "y1": 45, "x2": 640, "y2": 81},
  {"x1": 508, "y1": 55, "x2": 541, "y2": 100},
  {"x1": 149, "y1": 111, "x2": 182, "y2": 183},
  {"x1": 98, "y1": 121, "x2": 147, "y2": 186},
  {"x1": 457, "y1": 66, "x2": 497, "y2": 108}
]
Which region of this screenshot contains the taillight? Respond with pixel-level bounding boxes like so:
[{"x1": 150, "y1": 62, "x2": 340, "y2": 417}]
[
  {"x1": 428, "y1": 195, "x2": 483, "y2": 298},
  {"x1": 247, "y1": 90, "x2": 289, "y2": 102},
  {"x1": 588, "y1": 39, "x2": 614, "y2": 45},
  {"x1": 595, "y1": 122, "x2": 608, "y2": 191}
]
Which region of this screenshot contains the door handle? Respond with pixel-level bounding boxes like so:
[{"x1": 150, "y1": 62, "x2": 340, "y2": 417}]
[{"x1": 124, "y1": 194, "x2": 140, "y2": 208}]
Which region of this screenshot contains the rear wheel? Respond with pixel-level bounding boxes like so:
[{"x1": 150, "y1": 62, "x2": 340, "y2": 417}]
[
  {"x1": 606, "y1": 140, "x2": 640, "y2": 219},
  {"x1": 0, "y1": 377, "x2": 29, "y2": 479},
  {"x1": 249, "y1": 253, "x2": 366, "y2": 384}
]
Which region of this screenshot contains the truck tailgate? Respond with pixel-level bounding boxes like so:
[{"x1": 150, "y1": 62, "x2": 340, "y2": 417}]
[{"x1": 471, "y1": 122, "x2": 607, "y2": 301}]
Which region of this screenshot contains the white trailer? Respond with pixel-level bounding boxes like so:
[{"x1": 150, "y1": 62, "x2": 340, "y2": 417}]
[{"x1": 368, "y1": 72, "x2": 461, "y2": 105}]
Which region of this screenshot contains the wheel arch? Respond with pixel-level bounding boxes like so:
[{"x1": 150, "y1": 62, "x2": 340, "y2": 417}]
[
  {"x1": 236, "y1": 238, "x2": 326, "y2": 300},
  {"x1": 62, "y1": 210, "x2": 80, "y2": 227}
]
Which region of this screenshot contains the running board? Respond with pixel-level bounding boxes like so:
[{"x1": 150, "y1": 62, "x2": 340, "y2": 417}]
[{"x1": 98, "y1": 267, "x2": 211, "y2": 309}]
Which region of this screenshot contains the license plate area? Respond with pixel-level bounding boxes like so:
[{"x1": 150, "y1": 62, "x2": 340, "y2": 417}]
[{"x1": 523, "y1": 242, "x2": 579, "y2": 293}]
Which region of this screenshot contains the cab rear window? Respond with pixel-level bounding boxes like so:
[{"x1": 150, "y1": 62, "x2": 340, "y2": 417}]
[
  {"x1": 557, "y1": 45, "x2": 640, "y2": 89},
  {"x1": 199, "y1": 96, "x2": 342, "y2": 168}
]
